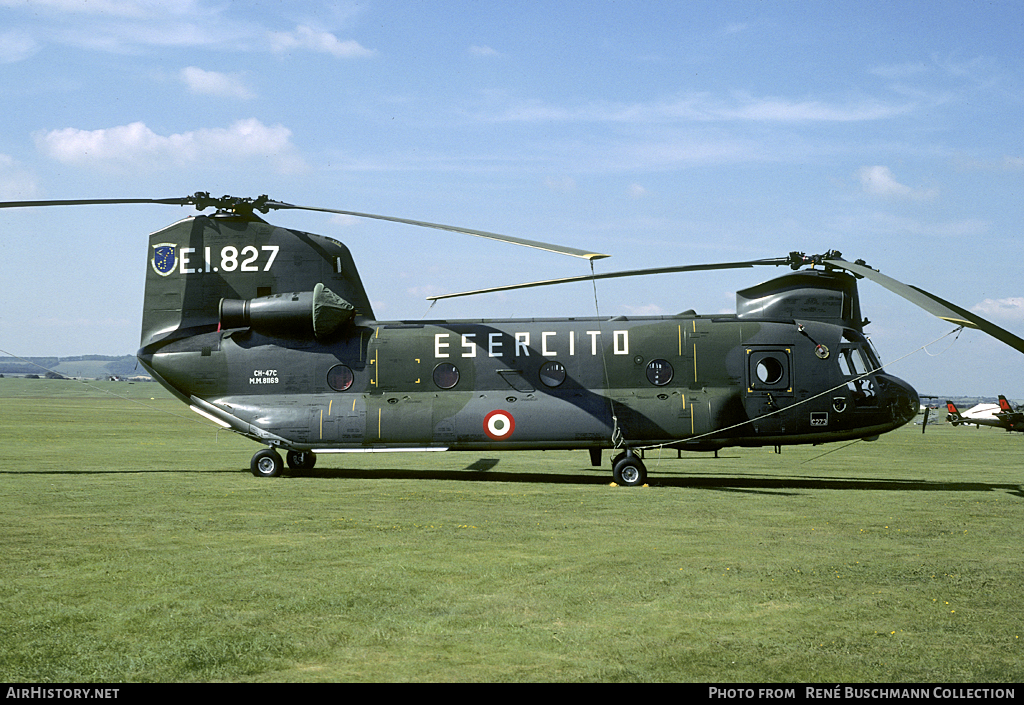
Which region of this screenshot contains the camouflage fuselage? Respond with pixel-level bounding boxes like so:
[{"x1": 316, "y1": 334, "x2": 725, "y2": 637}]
[{"x1": 140, "y1": 313, "x2": 919, "y2": 454}]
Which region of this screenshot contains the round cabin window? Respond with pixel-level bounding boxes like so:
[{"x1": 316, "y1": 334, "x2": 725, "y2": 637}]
[
  {"x1": 327, "y1": 364, "x2": 354, "y2": 391},
  {"x1": 539, "y1": 361, "x2": 567, "y2": 387},
  {"x1": 756, "y1": 357, "x2": 785, "y2": 385},
  {"x1": 646, "y1": 359, "x2": 674, "y2": 386},
  {"x1": 433, "y1": 362, "x2": 460, "y2": 389}
]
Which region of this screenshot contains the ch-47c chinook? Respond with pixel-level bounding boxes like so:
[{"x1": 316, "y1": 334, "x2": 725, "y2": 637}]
[{"x1": 5, "y1": 193, "x2": 1024, "y2": 486}]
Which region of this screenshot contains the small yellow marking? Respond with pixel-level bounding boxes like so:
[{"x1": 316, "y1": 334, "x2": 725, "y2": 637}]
[
  {"x1": 378, "y1": 407, "x2": 382, "y2": 439},
  {"x1": 319, "y1": 409, "x2": 324, "y2": 440},
  {"x1": 328, "y1": 400, "x2": 333, "y2": 415}
]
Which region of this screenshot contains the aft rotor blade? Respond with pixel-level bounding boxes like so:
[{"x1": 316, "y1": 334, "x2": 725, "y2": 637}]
[
  {"x1": 0, "y1": 194, "x2": 608, "y2": 260},
  {"x1": 428, "y1": 257, "x2": 791, "y2": 301},
  {"x1": 0, "y1": 197, "x2": 195, "y2": 209},
  {"x1": 825, "y1": 257, "x2": 1024, "y2": 355},
  {"x1": 266, "y1": 200, "x2": 609, "y2": 261}
]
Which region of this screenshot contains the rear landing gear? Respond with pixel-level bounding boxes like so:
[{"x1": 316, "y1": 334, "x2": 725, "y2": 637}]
[
  {"x1": 286, "y1": 450, "x2": 316, "y2": 472},
  {"x1": 251, "y1": 448, "x2": 283, "y2": 477},
  {"x1": 611, "y1": 450, "x2": 647, "y2": 487},
  {"x1": 250, "y1": 448, "x2": 318, "y2": 477}
]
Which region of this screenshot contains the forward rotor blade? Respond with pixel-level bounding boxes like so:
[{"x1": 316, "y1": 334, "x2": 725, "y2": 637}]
[
  {"x1": 428, "y1": 257, "x2": 791, "y2": 301},
  {"x1": 825, "y1": 257, "x2": 1024, "y2": 355},
  {"x1": 266, "y1": 200, "x2": 609, "y2": 261}
]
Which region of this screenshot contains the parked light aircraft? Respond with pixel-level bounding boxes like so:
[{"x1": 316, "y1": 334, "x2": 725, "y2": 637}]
[{"x1": 947, "y1": 396, "x2": 1024, "y2": 433}]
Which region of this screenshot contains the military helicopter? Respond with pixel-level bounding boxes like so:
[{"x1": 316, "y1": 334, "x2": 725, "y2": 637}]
[{"x1": 5, "y1": 192, "x2": 1023, "y2": 486}]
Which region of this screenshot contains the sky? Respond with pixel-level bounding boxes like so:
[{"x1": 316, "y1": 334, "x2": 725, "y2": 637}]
[{"x1": 0, "y1": 0, "x2": 1022, "y2": 398}]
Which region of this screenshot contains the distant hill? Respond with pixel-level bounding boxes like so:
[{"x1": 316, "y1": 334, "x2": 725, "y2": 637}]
[{"x1": 0, "y1": 355, "x2": 143, "y2": 379}]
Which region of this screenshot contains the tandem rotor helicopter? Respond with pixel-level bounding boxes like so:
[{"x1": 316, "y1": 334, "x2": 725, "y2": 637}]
[{"x1": 5, "y1": 192, "x2": 1024, "y2": 485}]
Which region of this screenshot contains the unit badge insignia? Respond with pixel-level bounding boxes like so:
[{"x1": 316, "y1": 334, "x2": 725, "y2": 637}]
[{"x1": 152, "y1": 243, "x2": 177, "y2": 276}]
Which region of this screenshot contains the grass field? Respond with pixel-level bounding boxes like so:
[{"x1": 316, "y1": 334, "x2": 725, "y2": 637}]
[{"x1": 1, "y1": 377, "x2": 1022, "y2": 682}]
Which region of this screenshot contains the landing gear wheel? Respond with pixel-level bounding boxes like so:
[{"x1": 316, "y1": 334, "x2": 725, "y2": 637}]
[
  {"x1": 612, "y1": 451, "x2": 647, "y2": 487},
  {"x1": 251, "y1": 448, "x2": 284, "y2": 477},
  {"x1": 286, "y1": 450, "x2": 316, "y2": 472}
]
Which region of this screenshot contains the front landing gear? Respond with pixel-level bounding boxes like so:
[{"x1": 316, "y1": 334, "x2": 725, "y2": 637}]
[{"x1": 611, "y1": 450, "x2": 647, "y2": 487}]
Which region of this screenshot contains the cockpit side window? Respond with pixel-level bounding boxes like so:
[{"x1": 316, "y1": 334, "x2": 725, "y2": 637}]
[
  {"x1": 837, "y1": 345, "x2": 867, "y2": 376},
  {"x1": 838, "y1": 331, "x2": 878, "y2": 405},
  {"x1": 843, "y1": 330, "x2": 881, "y2": 368}
]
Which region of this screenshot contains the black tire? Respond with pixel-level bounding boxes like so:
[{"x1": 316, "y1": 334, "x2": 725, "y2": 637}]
[
  {"x1": 286, "y1": 450, "x2": 316, "y2": 471},
  {"x1": 613, "y1": 454, "x2": 647, "y2": 487},
  {"x1": 251, "y1": 448, "x2": 284, "y2": 477}
]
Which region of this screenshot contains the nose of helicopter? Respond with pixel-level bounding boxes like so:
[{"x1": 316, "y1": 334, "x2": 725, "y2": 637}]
[{"x1": 879, "y1": 373, "x2": 920, "y2": 428}]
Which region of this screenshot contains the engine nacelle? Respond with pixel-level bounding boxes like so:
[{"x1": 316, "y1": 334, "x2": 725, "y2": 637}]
[{"x1": 219, "y1": 283, "x2": 354, "y2": 340}]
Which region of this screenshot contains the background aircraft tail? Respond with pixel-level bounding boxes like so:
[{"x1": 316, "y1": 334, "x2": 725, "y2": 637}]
[{"x1": 945, "y1": 401, "x2": 963, "y2": 425}]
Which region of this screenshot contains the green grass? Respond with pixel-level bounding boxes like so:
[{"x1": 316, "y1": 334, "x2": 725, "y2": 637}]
[{"x1": 1, "y1": 377, "x2": 1022, "y2": 682}]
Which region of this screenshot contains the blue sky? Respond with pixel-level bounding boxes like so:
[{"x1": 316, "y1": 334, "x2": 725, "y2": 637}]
[{"x1": 1, "y1": 0, "x2": 1022, "y2": 397}]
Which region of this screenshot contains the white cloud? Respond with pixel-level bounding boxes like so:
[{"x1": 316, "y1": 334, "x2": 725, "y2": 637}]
[
  {"x1": 628, "y1": 184, "x2": 647, "y2": 199},
  {"x1": 34, "y1": 118, "x2": 303, "y2": 172},
  {"x1": 719, "y1": 23, "x2": 749, "y2": 36},
  {"x1": 870, "y1": 62, "x2": 929, "y2": 80},
  {"x1": 0, "y1": 0, "x2": 203, "y2": 18},
  {"x1": 0, "y1": 2, "x2": 299, "y2": 55},
  {"x1": 469, "y1": 45, "x2": 501, "y2": 57},
  {"x1": 622, "y1": 303, "x2": 666, "y2": 316},
  {"x1": 180, "y1": 66, "x2": 254, "y2": 99},
  {"x1": 858, "y1": 166, "x2": 937, "y2": 200},
  {"x1": 723, "y1": 94, "x2": 905, "y2": 122},
  {"x1": 269, "y1": 25, "x2": 374, "y2": 58},
  {"x1": 3, "y1": 0, "x2": 242, "y2": 54},
  {"x1": 473, "y1": 92, "x2": 910, "y2": 125},
  {"x1": 972, "y1": 298, "x2": 1024, "y2": 322}
]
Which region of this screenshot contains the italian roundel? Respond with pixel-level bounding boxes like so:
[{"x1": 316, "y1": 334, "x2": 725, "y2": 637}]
[{"x1": 483, "y1": 409, "x2": 516, "y2": 440}]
